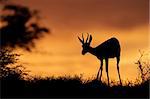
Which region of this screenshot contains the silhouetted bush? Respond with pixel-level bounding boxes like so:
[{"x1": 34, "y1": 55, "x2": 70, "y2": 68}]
[
  {"x1": 1, "y1": 75, "x2": 149, "y2": 98},
  {"x1": 0, "y1": 49, "x2": 29, "y2": 97},
  {"x1": 0, "y1": 49, "x2": 28, "y2": 80},
  {"x1": 135, "y1": 51, "x2": 150, "y2": 82}
]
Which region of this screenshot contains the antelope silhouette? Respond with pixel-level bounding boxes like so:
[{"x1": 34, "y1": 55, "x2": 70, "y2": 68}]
[{"x1": 78, "y1": 33, "x2": 122, "y2": 86}]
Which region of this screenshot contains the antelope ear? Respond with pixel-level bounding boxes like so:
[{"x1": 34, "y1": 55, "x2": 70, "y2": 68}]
[
  {"x1": 78, "y1": 36, "x2": 83, "y2": 44},
  {"x1": 89, "y1": 35, "x2": 92, "y2": 44}
]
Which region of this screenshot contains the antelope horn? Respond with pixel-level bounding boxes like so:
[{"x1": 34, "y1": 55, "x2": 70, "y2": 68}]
[
  {"x1": 82, "y1": 33, "x2": 84, "y2": 43},
  {"x1": 86, "y1": 33, "x2": 89, "y2": 43}
]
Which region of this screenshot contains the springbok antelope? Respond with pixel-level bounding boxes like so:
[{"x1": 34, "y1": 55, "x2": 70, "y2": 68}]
[{"x1": 78, "y1": 33, "x2": 122, "y2": 85}]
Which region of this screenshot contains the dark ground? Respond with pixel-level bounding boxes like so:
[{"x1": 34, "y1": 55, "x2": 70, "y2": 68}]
[{"x1": 1, "y1": 76, "x2": 149, "y2": 98}]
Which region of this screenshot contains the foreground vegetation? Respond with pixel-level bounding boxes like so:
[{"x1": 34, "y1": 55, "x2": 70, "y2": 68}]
[{"x1": 1, "y1": 75, "x2": 149, "y2": 98}]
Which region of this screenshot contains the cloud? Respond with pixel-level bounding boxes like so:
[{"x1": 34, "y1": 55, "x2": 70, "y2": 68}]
[
  {"x1": 42, "y1": 0, "x2": 149, "y2": 30},
  {"x1": 13, "y1": 0, "x2": 148, "y2": 30}
]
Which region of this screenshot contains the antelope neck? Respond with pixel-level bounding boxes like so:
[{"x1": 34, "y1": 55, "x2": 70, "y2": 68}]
[{"x1": 88, "y1": 46, "x2": 96, "y2": 56}]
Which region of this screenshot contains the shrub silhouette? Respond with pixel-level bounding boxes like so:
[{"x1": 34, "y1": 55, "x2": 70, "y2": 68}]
[
  {"x1": 1, "y1": 75, "x2": 149, "y2": 98},
  {"x1": 0, "y1": 49, "x2": 28, "y2": 80},
  {"x1": 0, "y1": 49, "x2": 28, "y2": 97},
  {"x1": 135, "y1": 51, "x2": 150, "y2": 82}
]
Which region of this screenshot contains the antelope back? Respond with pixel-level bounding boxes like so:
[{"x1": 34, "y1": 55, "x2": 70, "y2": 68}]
[{"x1": 95, "y1": 37, "x2": 120, "y2": 58}]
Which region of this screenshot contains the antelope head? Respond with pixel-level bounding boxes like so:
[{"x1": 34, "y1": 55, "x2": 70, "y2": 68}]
[{"x1": 78, "y1": 33, "x2": 92, "y2": 55}]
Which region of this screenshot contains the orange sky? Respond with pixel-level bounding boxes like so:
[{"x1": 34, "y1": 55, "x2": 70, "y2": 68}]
[{"x1": 9, "y1": 0, "x2": 149, "y2": 83}]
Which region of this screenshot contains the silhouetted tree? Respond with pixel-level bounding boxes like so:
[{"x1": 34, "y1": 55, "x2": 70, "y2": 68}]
[
  {"x1": 0, "y1": 4, "x2": 49, "y2": 51},
  {"x1": 0, "y1": 49, "x2": 28, "y2": 80},
  {"x1": 0, "y1": 2, "x2": 49, "y2": 80},
  {"x1": 0, "y1": 3, "x2": 49, "y2": 79}
]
